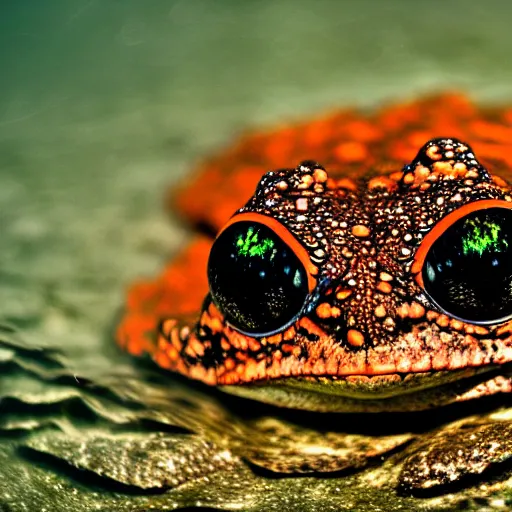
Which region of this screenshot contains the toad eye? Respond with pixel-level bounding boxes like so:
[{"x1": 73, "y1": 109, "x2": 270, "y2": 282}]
[
  {"x1": 414, "y1": 202, "x2": 512, "y2": 324},
  {"x1": 207, "y1": 215, "x2": 316, "y2": 336}
]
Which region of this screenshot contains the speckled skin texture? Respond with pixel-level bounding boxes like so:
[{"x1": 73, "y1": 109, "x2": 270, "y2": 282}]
[
  {"x1": 117, "y1": 96, "x2": 512, "y2": 411},
  {"x1": 398, "y1": 421, "x2": 512, "y2": 493},
  {"x1": 158, "y1": 138, "x2": 512, "y2": 388}
]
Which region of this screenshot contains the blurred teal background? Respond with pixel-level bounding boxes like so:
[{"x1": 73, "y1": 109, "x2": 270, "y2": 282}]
[{"x1": 1, "y1": 0, "x2": 512, "y2": 369}]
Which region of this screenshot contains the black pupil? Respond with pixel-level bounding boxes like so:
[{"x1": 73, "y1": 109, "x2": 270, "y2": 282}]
[
  {"x1": 422, "y1": 207, "x2": 512, "y2": 323},
  {"x1": 207, "y1": 220, "x2": 309, "y2": 335}
]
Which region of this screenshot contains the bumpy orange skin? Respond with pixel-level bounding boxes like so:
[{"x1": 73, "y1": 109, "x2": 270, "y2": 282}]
[{"x1": 117, "y1": 94, "x2": 512, "y2": 393}]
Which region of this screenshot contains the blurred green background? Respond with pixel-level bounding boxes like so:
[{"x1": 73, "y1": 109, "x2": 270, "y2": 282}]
[{"x1": 1, "y1": 0, "x2": 512, "y2": 370}]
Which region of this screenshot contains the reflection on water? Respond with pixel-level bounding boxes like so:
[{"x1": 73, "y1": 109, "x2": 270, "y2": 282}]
[{"x1": 2, "y1": 326, "x2": 512, "y2": 510}]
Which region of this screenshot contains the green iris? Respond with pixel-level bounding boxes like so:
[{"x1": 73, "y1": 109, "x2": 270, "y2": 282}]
[
  {"x1": 461, "y1": 218, "x2": 509, "y2": 256},
  {"x1": 236, "y1": 227, "x2": 276, "y2": 259}
]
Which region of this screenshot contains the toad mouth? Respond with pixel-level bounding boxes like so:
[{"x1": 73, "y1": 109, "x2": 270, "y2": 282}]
[{"x1": 220, "y1": 365, "x2": 512, "y2": 412}]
